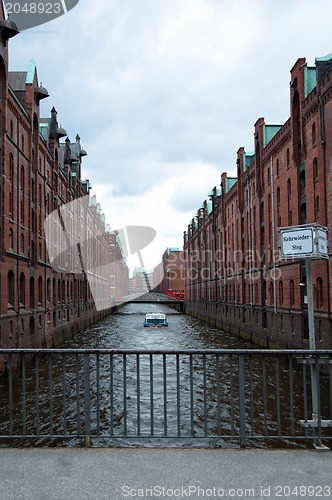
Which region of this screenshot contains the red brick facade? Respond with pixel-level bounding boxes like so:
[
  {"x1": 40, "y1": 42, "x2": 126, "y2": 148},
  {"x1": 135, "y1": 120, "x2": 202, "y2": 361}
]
[
  {"x1": 156, "y1": 248, "x2": 185, "y2": 296},
  {"x1": 0, "y1": 10, "x2": 128, "y2": 366},
  {"x1": 184, "y1": 54, "x2": 332, "y2": 349}
]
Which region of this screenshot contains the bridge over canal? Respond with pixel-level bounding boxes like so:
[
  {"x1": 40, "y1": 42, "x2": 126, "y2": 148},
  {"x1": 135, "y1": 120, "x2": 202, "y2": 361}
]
[{"x1": 117, "y1": 291, "x2": 185, "y2": 309}]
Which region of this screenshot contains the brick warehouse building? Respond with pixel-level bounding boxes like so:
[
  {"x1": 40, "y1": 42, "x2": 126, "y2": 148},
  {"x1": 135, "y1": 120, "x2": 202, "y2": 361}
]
[
  {"x1": 184, "y1": 53, "x2": 332, "y2": 349},
  {"x1": 0, "y1": 9, "x2": 128, "y2": 363}
]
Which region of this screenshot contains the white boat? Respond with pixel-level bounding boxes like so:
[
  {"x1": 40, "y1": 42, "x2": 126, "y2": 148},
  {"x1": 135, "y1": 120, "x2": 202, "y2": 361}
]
[{"x1": 144, "y1": 313, "x2": 168, "y2": 327}]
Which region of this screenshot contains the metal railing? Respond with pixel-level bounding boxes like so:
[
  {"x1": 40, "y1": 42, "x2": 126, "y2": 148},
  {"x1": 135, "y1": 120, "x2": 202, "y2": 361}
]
[{"x1": 0, "y1": 349, "x2": 332, "y2": 448}]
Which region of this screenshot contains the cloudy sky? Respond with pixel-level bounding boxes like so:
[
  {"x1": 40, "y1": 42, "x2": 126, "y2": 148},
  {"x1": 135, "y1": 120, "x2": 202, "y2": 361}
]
[{"x1": 7, "y1": 0, "x2": 332, "y2": 272}]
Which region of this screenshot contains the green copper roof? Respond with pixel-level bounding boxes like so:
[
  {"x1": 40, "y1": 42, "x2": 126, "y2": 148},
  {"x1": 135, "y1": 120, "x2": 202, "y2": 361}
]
[
  {"x1": 315, "y1": 52, "x2": 332, "y2": 62},
  {"x1": 26, "y1": 59, "x2": 37, "y2": 84},
  {"x1": 264, "y1": 124, "x2": 282, "y2": 147},
  {"x1": 304, "y1": 66, "x2": 316, "y2": 98},
  {"x1": 243, "y1": 151, "x2": 254, "y2": 172},
  {"x1": 226, "y1": 177, "x2": 237, "y2": 193},
  {"x1": 39, "y1": 122, "x2": 48, "y2": 140}
]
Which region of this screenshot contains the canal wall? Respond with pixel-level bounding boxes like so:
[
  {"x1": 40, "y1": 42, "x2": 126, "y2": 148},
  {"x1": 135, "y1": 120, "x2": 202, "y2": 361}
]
[
  {"x1": 184, "y1": 301, "x2": 331, "y2": 349},
  {"x1": 0, "y1": 305, "x2": 118, "y2": 374}
]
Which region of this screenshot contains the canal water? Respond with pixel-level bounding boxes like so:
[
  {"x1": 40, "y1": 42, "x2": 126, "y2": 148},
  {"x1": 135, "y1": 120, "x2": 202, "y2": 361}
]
[
  {"x1": 65, "y1": 303, "x2": 250, "y2": 351},
  {"x1": 1, "y1": 303, "x2": 330, "y2": 448}
]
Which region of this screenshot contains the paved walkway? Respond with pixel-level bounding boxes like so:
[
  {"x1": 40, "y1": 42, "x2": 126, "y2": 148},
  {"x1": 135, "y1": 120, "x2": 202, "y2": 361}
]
[{"x1": 0, "y1": 448, "x2": 331, "y2": 499}]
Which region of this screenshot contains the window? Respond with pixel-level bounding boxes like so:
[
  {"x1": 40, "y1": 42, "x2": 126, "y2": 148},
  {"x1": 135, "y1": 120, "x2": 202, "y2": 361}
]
[
  {"x1": 53, "y1": 278, "x2": 56, "y2": 305},
  {"x1": 47, "y1": 278, "x2": 51, "y2": 303},
  {"x1": 9, "y1": 228, "x2": 13, "y2": 249},
  {"x1": 286, "y1": 149, "x2": 290, "y2": 169},
  {"x1": 287, "y1": 179, "x2": 291, "y2": 199},
  {"x1": 19, "y1": 273, "x2": 25, "y2": 308},
  {"x1": 9, "y1": 191, "x2": 13, "y2": 216},
  {"x1": 20, "y1": 166, "x2": 25, "y2": 192},
  {"x1": 269, "y1": 281, "x2": 274, "y2": 306},
  {"x1": 279, "y1": 280, "x2": 283, "y2": 306},
  {"x1": 312, "y1": 122, "x2": 316, "y2": 147},
  {"x1": 313, "y1": 158, "x2": 318, "y2": 181},
  {"x1": 8, "y1": 270, "x2": 15, "y2": 308},
  {"x1": 20, "y1": 200, "x2": 24, "y2": 224},
  {"x1": 9, "y1": 153, "x2": 14, "y2": 182},
  {"x1": 20, "y1": 233, "x2": 24, "y2": 254},
  {"x1": 38, "y1": 276, "x2": 43, "y2": 305},
  {"x1": 30, "y1": 277, "x2": 35, "y2": 309}
]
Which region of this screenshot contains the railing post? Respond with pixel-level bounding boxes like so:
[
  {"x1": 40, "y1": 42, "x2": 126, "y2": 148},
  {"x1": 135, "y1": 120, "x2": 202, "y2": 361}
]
[
  {"x1": 238, "y1": 353, "x2": 246, "y2": 448},
  {"x1": 83, "y1": 353, "x2": 91, "y2": 447}
]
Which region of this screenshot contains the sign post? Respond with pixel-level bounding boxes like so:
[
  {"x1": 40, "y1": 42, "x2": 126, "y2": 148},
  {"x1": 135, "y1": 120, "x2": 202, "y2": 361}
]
[{"x1": 279, "y1": 224, "x2": 329, "y2": 450}]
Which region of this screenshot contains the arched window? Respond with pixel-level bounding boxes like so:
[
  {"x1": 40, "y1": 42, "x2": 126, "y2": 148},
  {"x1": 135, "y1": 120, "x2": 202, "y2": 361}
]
[
  {"x1": 20, "y1": 166, "x2": 25, "y2": 192},
  {"x1": 9, "y1": 228, "x2": 13, "y2": 249},
  {"x1": 19, "y1": 273, "x2": 25, "y2": 308},
  {"x1": 313, "y1": 158, "x2": 318, "y2": 181},
  {"x1": 20, "y1": 233, "x2": 24, "y2": 254},
  {"x1": 8, "y1": 270, "x2": 15, "y2": 308},
  {"x1": 286, "y1": 149, "x2": 290, "y2": 169},
  {"x1": 279, "y1": 280, "x2": 283, "y2": 307},
  {"x1": 53, "y1": 278, "x2": 56, "y2": 305},
  {"x1": 9, "y1": 191, "x2": 13, "y2": 215},
  {"x1": 30, "y1": 277, "x2": 35, "y2": 309},
  {"x1": 287, "y1": 179, "x2": 291, "y2": 199},
  {"x1": 38, "y1": 276, "x2": 43, "y2": 305},
  {"x1": 269, "y1": 281, "x2": 274, "y2": 306},
  {"x1": 9, "y1": 153, "x2": 14, "y2": 182},
  {"x1": 312, "y1": 122, "x2": 316, "y2": 147},
  {"x1": 47, "y1": 278, "x2": 51, "y2": 303},
  {"x1": 20, "y1": 199, "x2": 24, "y2": 224},
  {"x1": 290, "y1": 279, "x2": 295, "y2": 306}
]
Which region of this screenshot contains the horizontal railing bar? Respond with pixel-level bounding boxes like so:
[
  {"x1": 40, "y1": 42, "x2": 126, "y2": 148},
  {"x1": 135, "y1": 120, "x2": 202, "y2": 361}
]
[
  {"x1": 1, "y1": 434, "x2": 331, "y2": 440},
  {"x1": 1, "y1": 349, "x2": 332, "y2": 355}
]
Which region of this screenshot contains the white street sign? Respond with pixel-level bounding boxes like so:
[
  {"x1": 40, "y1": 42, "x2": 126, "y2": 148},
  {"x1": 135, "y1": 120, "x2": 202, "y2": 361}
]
[{"x1": 279, "y1": 224, "x2": 328, "y2": 260}]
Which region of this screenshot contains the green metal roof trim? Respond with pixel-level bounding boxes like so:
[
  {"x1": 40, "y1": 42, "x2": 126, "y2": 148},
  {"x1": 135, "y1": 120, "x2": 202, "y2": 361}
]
[
  {"x1": 243, "y1": 151, "x2": 254, "y2": 172},
  {"x1": 26, "y1": 59, "x2": 37, "y2": 84},
  {"x1": 315, "y1": 52, "x2": 332, "y2": 62},
  {"x1": 304, "y1": 67, "x2": 316, "y2": 98},
  {"x1": 226, "y1": 177, "x2": 237, "y2": 193},
  {"x1": 39, "y1": 122, "x2": 48, "y2": 140},
  {"x1": 167, "y1": 247, "x2": 180, "y2": 253},
  {"x1": 263, "y1": 124, "x2": 282, "y2": 147},
  {"x1": 207, "y1": 199, "x2": 213, "y2": 215}
]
